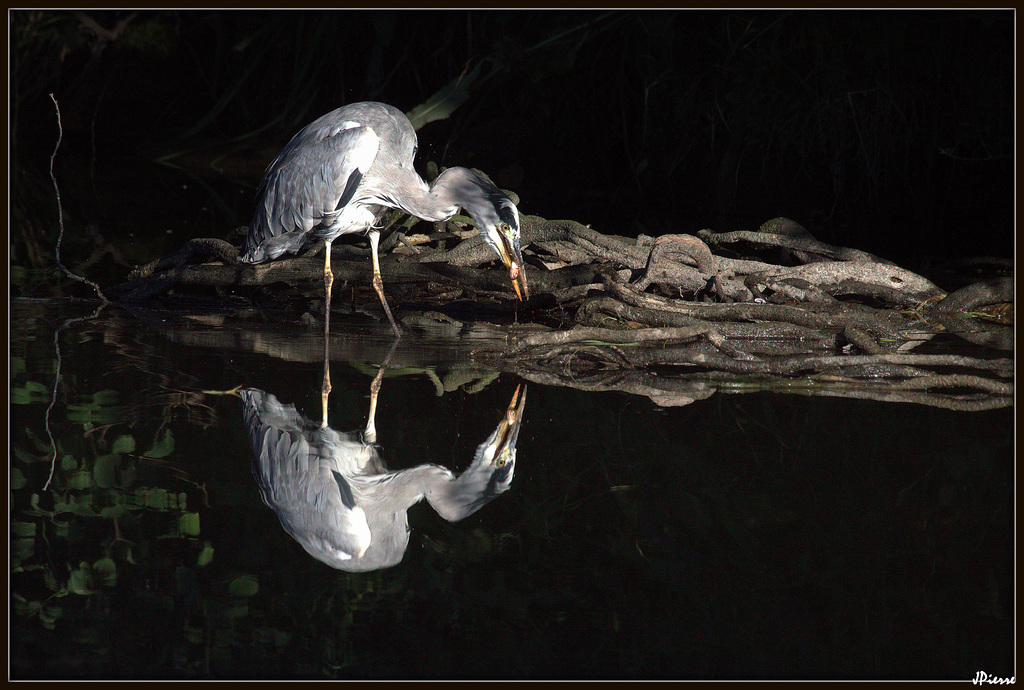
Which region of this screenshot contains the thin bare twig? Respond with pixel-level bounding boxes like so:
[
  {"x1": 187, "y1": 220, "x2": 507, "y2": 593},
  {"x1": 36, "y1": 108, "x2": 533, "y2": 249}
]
[
  {"x1": 43, "y1": 305, "x2": 105, "y2": 491},
  {"x1": 49, "y1": 93, "x2": 108, "y2": 303},
  {"x1": 42, "y1": 94, "x2": 109, "y2": 491}
]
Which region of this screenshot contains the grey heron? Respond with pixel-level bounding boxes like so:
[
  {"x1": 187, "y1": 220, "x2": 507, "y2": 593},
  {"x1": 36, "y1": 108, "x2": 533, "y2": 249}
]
[
  {"x1": 239, "y1": 101, "x2": 529, "y2": 337},
  {"x1": 239, "y1": 382, "x2": 526, "y2": 572}
]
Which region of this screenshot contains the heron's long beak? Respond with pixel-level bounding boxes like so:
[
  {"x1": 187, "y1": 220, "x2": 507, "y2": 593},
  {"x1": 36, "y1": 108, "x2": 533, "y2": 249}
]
[
  {"x1": 485, "y1": 384, "x2": 527, "y2": 466},
  {"x1": 494, "y1": 231, "x2": 530, "y2": 302}
]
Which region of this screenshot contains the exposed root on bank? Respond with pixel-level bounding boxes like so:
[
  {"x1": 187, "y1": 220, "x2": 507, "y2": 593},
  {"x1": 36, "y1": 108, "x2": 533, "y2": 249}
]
[{"x1": 103, "y1": 213, "x2": 1013, "y2": 408}]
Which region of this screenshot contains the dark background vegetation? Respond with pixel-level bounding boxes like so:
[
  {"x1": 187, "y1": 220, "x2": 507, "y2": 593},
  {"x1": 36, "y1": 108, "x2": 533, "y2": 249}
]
[{"x1": 10, "y1": 9, "x2": 1015, "y2": 288}]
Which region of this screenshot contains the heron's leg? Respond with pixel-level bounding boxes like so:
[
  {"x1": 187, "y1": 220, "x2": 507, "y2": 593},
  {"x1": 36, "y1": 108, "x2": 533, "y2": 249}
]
[
  {"x1": 323, "y1": 239, "x2": 335, "y2": 322},
  {"x1": 369, "y1": 229, "x2": 402, "y2": 337},
  {"x1": 321, "y1": 240, "x2": 333, "y2": 421}
]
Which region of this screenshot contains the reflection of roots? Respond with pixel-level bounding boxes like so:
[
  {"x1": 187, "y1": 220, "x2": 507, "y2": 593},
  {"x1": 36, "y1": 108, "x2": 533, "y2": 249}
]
[
  {"x1": 503, "y1": 287, "x2": 1013, "y2": 411},
  {"x1": 505, "y1": 346, "x2": 1012, "y2": 411},
  {"x1": 503, "y1": 319, "x2": 1012, "y2": 412}
]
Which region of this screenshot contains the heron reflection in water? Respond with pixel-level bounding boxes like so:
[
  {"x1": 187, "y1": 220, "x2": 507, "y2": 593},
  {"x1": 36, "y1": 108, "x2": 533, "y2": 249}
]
[{"x1": 238, "y1": 373, "x2": 526, "y2": 572}]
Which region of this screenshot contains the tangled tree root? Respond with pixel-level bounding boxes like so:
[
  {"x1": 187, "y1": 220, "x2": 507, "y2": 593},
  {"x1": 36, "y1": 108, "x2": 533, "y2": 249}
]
[{"x1": 104, "y1": 214, "x2": 1012, "y2": 409}]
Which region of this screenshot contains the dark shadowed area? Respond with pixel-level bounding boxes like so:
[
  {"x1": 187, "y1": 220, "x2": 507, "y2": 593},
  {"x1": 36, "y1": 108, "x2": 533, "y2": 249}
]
[
  {"x1": 11, "y1": 10, "x2": 1014, "y2": 291},
  {"x1": 9, "y1": 300, "x2": 1015, "y2": 679}
]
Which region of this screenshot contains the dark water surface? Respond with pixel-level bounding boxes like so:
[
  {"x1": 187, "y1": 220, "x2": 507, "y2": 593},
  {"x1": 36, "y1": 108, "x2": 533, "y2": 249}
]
[{"x1": 10, "y1": 298, "x2": 1014, "y2": 679}]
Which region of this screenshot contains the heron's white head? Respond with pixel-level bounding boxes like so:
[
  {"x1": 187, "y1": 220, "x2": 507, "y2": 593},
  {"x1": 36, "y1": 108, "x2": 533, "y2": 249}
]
[
  {"x1": 479, "y1": 384, "x2": 526, "y2": 472},
  {"x1": 436, "y1": 167, "x2": 529, "y2": 301}
]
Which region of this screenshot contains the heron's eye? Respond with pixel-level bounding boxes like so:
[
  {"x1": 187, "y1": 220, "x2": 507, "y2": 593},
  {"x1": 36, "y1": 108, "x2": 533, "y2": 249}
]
[
  {"x1": 499, "y1": 223, "x2": 510, "y2": 233},
  {"x1": 495, "y1": 456, "x2": 506, "y2": 467}
]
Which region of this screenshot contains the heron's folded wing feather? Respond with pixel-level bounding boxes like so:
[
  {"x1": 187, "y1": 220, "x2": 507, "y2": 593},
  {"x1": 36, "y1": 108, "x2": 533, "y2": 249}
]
[{"x1": 240, "y1": 124, "x2": 381, "y2": 262}]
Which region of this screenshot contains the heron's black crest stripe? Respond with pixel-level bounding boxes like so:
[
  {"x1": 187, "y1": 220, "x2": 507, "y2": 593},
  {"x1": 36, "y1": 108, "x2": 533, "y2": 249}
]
[
  {"x1": 496, "y1": 198, "x2": 519, "y2": 228},
  {"x1": 335, "y1": 169, "x2": 364, "y2": 212},
  {"x1": 490, "y1": 461, "x2": 514, "y2": 489},
  {"x1": 331, "y1": 470, "x2": 358, "y2": 511}
]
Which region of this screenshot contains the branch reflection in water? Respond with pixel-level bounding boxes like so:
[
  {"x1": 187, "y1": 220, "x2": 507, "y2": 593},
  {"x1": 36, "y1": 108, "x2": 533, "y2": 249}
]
[{"x1": 238, "y1": 369, "x2": 526, "y2": 572}]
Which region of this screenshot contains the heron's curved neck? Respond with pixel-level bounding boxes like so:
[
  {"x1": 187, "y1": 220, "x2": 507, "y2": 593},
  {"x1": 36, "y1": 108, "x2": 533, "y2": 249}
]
[
  {"x1": 373, "y1": 464, "x2": 454, "y2": 510},
  {"x1": 385, "y1": 166, "x2": 482, "y2": 224}
]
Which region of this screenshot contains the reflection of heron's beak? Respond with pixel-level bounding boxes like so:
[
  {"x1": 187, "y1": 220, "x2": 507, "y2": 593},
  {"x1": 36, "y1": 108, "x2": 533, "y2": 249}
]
[
  {"x1": 203, "y1": 384, "x2": 245, "y2": 397},
  {"x1": 486, "y1": 384, "x2": 527, "y2": 466},
  {"x1": 495, "y1": 231, "x2": 530, "y2": 302}
]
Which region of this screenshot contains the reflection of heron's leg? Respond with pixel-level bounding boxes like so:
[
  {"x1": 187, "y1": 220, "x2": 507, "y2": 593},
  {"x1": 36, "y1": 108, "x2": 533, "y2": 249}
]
[
  {"x1": 320, "y1": 372, "x2": 330, "y2": 429},
  {"x1": 369, "y1": 229, "x2": 402, "y2": 337},
  {"x1": 321, "y1": 351, "x2": 331, "y2": 430},
  {"x1": 364, "y1": 364, "x2": 384, "y2": 444},
  {"x1": 363, "y1": 338, "x2": 399, "y2": 444}
]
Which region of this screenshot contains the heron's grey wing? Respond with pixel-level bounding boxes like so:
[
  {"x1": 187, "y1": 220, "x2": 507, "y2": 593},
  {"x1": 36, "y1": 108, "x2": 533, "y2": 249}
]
[
  {"x1": 240, "y1": 122, "x2": 381, "y2": 262},
  {"x1": 239, "y1": 389, "x2": 371, "y2": 561}
]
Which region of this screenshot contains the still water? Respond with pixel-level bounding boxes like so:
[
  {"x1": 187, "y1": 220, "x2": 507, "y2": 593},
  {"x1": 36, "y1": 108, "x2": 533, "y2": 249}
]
[{"x1": 9, "y1": 297, "x2": 1014, "y2": 679}]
